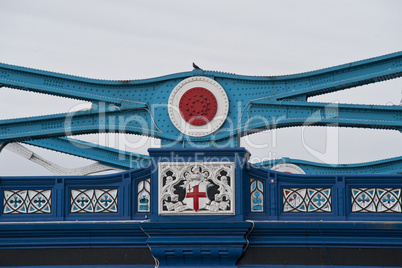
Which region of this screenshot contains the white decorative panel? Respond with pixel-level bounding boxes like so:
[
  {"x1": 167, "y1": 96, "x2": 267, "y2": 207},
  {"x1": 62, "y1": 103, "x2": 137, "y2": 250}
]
[
  {"x1": 250, "y1": 178, "x2": 264, "y2": 212},
  {"x1": 137, "y1": 178, "x2": 151, "y2": 212},
  {"x1": 283, "y1": 188, "x2": 332, "y2": 212},
  {"x1": 3, "y1": 189, "x2": 51, "y2": 214},
  {"x1": 70, "y1": 189, "x2": 118, "y2": 213},
  {"x1": 351, "y1": 188, "x2": 401, "y2": 213},
  {"x1": 159, "y1": 162, "x2": 235, "y2": 215}
]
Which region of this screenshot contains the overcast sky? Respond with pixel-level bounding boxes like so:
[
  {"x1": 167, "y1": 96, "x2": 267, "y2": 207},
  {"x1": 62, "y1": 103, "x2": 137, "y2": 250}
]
[{"x1": 0, "y1": 0, "x2": 401, "y2": 176}]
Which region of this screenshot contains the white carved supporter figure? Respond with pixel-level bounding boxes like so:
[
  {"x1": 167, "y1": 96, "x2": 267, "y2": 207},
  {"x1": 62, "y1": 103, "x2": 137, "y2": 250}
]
[{"x1": 214, "y1": 174, "x2": 233, "y2": 202}]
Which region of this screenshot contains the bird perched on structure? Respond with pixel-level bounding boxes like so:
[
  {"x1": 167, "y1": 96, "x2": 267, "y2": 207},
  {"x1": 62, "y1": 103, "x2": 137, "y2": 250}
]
[{"x1": 192, "y1": 62, "x2": 202, "y2": 70}]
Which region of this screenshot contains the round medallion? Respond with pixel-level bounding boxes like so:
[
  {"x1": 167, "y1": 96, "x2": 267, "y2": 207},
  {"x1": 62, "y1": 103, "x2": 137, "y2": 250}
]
[
  {"x1": 179, "y1": 87, "x2": 217, "y2": 126},
  {"x1": 271, "y1": 163, "x2": 306, "y2": 174},
  {"x1": 168, "y1": 76, "x2": 228, "y2": 137}
]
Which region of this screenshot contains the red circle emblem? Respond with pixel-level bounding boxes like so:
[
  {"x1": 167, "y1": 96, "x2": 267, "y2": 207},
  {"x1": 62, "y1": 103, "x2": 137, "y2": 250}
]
[{"x1": 179, "y1": 87, "x2": 218, "y2": 126}]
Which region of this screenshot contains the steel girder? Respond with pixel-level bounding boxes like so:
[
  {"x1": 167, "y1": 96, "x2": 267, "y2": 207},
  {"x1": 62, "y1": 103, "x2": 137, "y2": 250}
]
[
  {"x1": 24, "y1": 137, "x2": 150, "y2": 170},
  {"x1": 0, "y1": 51, "x2": 401, "y2": 144},
  {"x1": 19, "y1": 138, "x2": 402, "y2": 175},
  {"x1": 4, "y1": 143, "x2": 122, "y2": 175},
  {"x1": 0, "y1": 51, "x2": 401, "y2": 173}
]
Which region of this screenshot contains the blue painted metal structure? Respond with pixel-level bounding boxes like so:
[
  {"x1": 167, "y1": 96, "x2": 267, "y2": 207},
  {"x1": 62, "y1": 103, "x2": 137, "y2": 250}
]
[
  {"x1": 1, "y1": 148, "x2": 402, "y2": 266},
  {"x1": 17, "y1": 139, "x2": 402, "y2": 175},
  {"x1": 0, "y1": 51, "x2": 401, "y2": 173},
  {"x1": 0, "y1": 51, "x2": 400, "y2": 163},
  {"x1": 2, "y1": 150, "x2": 401, "y2": 223},
  {"x1": 0, "y1": 52, "x2": 402, "y2": 267}
]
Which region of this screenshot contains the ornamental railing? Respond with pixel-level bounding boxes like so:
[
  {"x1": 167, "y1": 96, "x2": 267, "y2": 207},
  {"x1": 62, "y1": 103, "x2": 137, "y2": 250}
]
[
  {"x1": 1, "y1": 165, "x2": 401, "y2": 222},
  {"x1": 248, "y1": 166, "x2": 402, "y2": 221},
  {"x1": 0, "y1": 168, "x2": 150, "y2": 222}
]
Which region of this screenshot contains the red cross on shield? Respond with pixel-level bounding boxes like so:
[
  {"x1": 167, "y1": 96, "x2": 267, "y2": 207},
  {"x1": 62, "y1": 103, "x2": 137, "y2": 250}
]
[{"x1": 185, "y1": 185, "x2": 208, "y2": 212}]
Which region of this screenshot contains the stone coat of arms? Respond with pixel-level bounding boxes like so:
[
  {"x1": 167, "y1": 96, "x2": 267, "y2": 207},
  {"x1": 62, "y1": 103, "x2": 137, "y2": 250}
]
[{"x1": 158, "y1": 162, "x2": 235, "y2": 215}]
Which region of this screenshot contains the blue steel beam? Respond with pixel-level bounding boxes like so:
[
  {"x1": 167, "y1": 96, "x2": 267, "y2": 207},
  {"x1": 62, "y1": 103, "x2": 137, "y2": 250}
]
[
  {"x1": 0, "y1": 51, "x2": 401, "y2": 146},
  {"x1": 1, "y1": 51, "x2": 401, "y2": 103},
  {"x1": 264, "y1": 51, "x2": 402, "y2": 101},
  {"x1": 0, "y1": 100, "x2": 400, "y2": 145},
  {"x1": 0, "y1": 107, "x2": 171, "y2": 143},
  {"x1": 236, "y1": 101, "x2": 402, "y2": 136},
  {"x1": 0, "y1": 62, "x2": 157, "y2": 105},
  {"x1": 22, "y1": 138, "x2": 402, "y2": 174},
  {"x1": 255, "y1": 156, "x2": 402, "y2": 174},
  {"x1": 25, "y1": 137, "x2": 151, "y2": 170}
]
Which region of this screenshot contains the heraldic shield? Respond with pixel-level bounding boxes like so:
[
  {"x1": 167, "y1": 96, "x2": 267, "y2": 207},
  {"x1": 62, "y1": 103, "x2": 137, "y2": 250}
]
[{"x1": 158, "y1": 162, "x2": 235, "y2": 215}]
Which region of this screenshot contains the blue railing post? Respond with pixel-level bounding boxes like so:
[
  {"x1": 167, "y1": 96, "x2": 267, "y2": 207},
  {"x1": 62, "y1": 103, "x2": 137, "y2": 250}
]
[
  {"x1": 268, "y1": 172, "x2": 278, "y2": 220},
  {"x1": 121, "y1": 172, "x2": 131, "y2": 219},
  {"x1": 335, "y1": 176, "x2": 346, "y2": 220},
  {"x1": 55, "y1": 178, "x2": 65, "y2": 221}
]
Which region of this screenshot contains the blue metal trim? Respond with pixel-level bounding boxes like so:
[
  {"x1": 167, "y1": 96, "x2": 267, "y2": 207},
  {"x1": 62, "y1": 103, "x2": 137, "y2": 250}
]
[
  {"x1": 239, "y1": 264, "x2": 398, "y2": 268},
  {"x1": 0, "y1": 221, "x2": 149, "y2": 249},
  {"x1": 248, "y1": 221, "x2": 402, "y2": 248},
  {"x1": 1, "y1": 220, "x2": 402, "y2": 248},
  {"x1": 141, "y1": 221, "x2": 252, "y2": 267},
  {"x1": 1, "y1": 220, "x2": 402, "y2": 256}
]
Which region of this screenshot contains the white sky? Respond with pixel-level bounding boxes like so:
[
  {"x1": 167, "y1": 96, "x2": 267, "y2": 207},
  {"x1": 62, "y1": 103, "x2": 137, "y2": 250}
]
[{"x1": 0, "y1": 0, "x2": 401, "y2": 175}]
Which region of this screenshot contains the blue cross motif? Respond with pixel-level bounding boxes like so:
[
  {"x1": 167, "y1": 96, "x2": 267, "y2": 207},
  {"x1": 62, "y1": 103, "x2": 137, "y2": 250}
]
[
  {"x1": 101, "y1": 194, "x2": 113, "y2": 207},
  {"x1": 357, "y1": 193, "x2": 370, "y2": 205},
  {"x1": 313, "y1": 194, "x2": 326, "y2": 207},
  {"x1": 382, "y1": 194, "x2": 395, "y2": 205},
  {"x1": 10, "y1": 196, "x2": 22, "y2": 208},
  {"x1": 33, "y1": 196, "x2": 46, "y2": 208},
  {"x1": 77, "y1": 196, "x2": 89, "y2": 207}
]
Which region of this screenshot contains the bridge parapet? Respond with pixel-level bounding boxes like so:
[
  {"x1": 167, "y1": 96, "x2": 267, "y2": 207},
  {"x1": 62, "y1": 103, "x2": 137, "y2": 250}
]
[
  {"x1": 248, "y1": 165, "x2": 402, "y2": 221},
  {"x1": 1, "y1": 150, "x2": 401, "y2": 222},
  {"x1": 0, "y1": 166, "x2": 151, "y2": 222},
  {"x1": 1, "y1": 148, "x2": 402, "y2": 267}
]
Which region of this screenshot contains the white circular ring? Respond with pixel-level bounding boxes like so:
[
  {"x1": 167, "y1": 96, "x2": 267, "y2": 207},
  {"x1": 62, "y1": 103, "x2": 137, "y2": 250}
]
[
  {"x1": 271, "y1": 163, "x2": 306, "y2": 174},
  {"x1": 168, "y1": 76, "x2": 229, "y2": 137}
]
